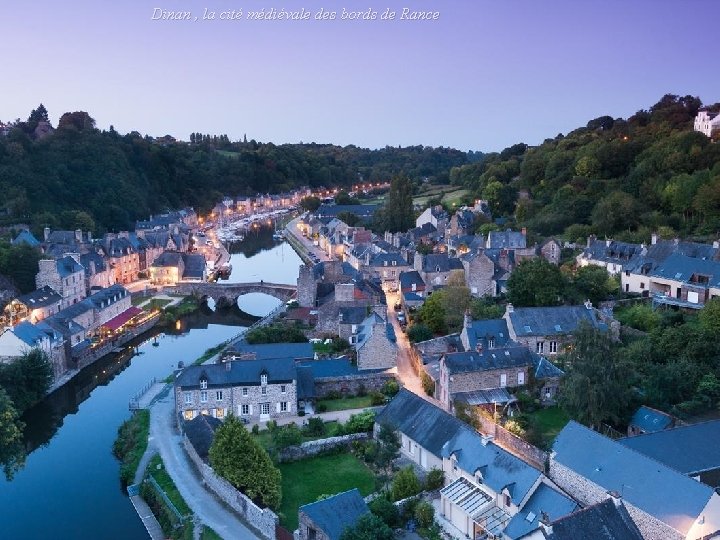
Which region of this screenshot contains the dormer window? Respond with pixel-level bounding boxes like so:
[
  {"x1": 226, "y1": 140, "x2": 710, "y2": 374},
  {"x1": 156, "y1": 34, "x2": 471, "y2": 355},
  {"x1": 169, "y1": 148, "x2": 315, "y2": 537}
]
[
  {"x1": 200, "y1": 379, "x2": 207, "y2": 389},
  {"x1": 475, "y1": 471, "x2": 483, "y2": 484},
  {"x1": 260, "y1": 373, "x2": 268, "y2": 385}
]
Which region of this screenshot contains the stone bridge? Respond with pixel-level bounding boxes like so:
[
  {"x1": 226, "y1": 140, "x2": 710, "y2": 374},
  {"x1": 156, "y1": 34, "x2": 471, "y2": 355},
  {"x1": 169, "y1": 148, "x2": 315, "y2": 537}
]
[{"x1": 169, "y1": 281, "x2": 297, "y2": 306}]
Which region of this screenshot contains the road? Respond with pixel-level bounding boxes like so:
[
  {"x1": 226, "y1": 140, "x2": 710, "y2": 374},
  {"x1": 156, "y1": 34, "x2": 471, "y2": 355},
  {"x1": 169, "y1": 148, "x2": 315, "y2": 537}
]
[
  {"x1": 285, "y1": 216, "x2": 332, "y2": 263},
  {"x1": 150, "y1": 389, "x2": 262, "y2": 540}
]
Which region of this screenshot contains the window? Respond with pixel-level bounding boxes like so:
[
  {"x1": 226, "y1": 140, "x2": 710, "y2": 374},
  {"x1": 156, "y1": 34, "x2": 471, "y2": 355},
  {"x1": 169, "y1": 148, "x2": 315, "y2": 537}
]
[
  {"x1": 184, "y1": 392, "x2": 192, "y2": 405},
  {"x1": 260, "y1": 374, "x2": 268, "y2": 385},
  {"x1": 215, "y1": 408, "x2": 225, "y2": 419},
  {"x1": 280, "y1": 385, "x2": 286, "y2": 394},
  {"x1": 261, "y1": 386, "x2": 267, "y2": 395},
  {"x1": 640, "y1": 282, "x2": 645, "y2": 289},
  {"x1": 504, "y1": 493, "x2": 511, "y2": 507},
  {"x1": 260, "y1": 402, "x2": 270, "y2": 415},
  {"x1": 216, "y1": 390, "x2": 223, "y2": 401},
  {"x1": 242, "y1": 387, "x2": 248, "y2": 396},
  {"x1": 280, "y1": 402, "x2": 288, "y2": 412},
  {"x1": 200, "y1": 391, "x2": 208, "y2": 403},
  {"x1": 241, "y1": 404, "x2": 250, "y2": 415},
  {"x1": 536, "y1": 342, "x2": 544, "y2": 353},
  {"x1": 183, "y1": 410, "x2": 194, "y2": 420},
  {"x1": 549, "y1": 341, "x2": 557, "y2": 353},
  {"x1": 500, "y1": 373, "x2": 507, "y2": 387},
  {"x1": 200, "y1": 379, "x2": 207, "y2": 390},
  {"x1": 517, "y1": 371, "x2": 525, "y2": 385},
  {"x1": 488, "y1": 338, "x2": 495, "y2": 348}
]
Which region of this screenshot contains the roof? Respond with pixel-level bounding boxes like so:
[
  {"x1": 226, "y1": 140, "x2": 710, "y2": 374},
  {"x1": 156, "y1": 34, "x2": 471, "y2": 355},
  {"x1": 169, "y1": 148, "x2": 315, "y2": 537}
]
[
  {"x1": 227, "y1": 342, "x2": 314, "y2": 360},
  {"x1": 508, "y1": 305, "x2": 605, "y2": 337},
  {"x1": 581, "y1": 239, "x2": 641, "y2": 264},
  {"x1": 650, "y1": 252, "x2": 720, "y2": 287},
  {"x1": 441, "y1": 426, "x2": 542, "y2": 506},
  {"x1": 182, "y1": 253, "x2": 206, "y2": 279},
  {"x1": 399, "y1": 270, "x2": 426, "y2": 290},
  {"x1": 12, "y1": 229, "x2": 40, "y2": 247},
  {"x1": 152, "y1": 251, "x2": 182, "y2": 267},
  {"x1": 541, "y1": 499, "x2": 643, "y2": 540},
  {"x1": 367, "y1": 252, "x2": 407, "y2": 268},
  {"x1": 533, "y1": 356, "x2": 564, "y2": 380},
  {"x1": 184, "y1": 414, "x2": 222, "y2": 461},
  {"x1": 627, "y1": 405, "x2": 673, "y2": 434},
  {"x1": 453, "y1": 388, "x2": 513, "y2": 406},
  {"x1": 375, "y1": 389, "x2": 465, "y2": 458},
  {"x1": 619, "y1": 420, "x2": 720, "y2": 476},
  {"x1": 443, "y1": 347, "x2": 538, "y2": 374},
  {"x1": 338, "y1": 306, "x2": 369, "y2": 325},
  {"x1": 56, "y1": 256, "x2": 84, "y2": 278},
  {"x1": 102, "y1": 306, "x2": 144, "y2": 331},
  {"x1": 552, "y1": 421, "x2": 714, "y2": 535},
  {"x1": 315, "y1": 204, "x2": 379, "y2": 219},
  {"x1": 487, "y1": 230, "x2": 527, "y2": 249},
  {"x1": 175, "y1": 358, "x2": 297, "y2": 388},
  {"x1": 421, "y1": 253, "x2": 464, "y2": 273},
  {"x1": 463, "y1": 318, "x2": 512, "y2": 350},
  {"x1": 12, "y1": 321, "x2": 49, "y2": 346},
  {"x1": 295, "y1": 365, "x2": 315, "y2": 399},
  {"x1": 295, "y1": 357, "x2": 372, "y2": 378},
  {"x1": 79, "y1": 251, "x2": 107, "y2": 274},
  {"x1": 299, "y1": 488, "x2": 369, "y2": 540},
  {"x1": 504, "y1": 483, "x2": 577, "y2": 539},
  {"x1": 85, "y1": 284, "x2": 129, "y2": 309},
  {"x1": 17, "y1": 286, "x2": 61, "y2": 308}
]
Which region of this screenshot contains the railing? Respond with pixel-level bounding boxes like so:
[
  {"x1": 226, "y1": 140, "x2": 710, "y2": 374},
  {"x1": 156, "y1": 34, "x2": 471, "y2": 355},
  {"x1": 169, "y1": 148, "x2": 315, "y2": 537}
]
[
  {"x1": 146, "y1": 475, "x2": 188, "y2": 526},
  {"x1": 129, "y1": 377, "x2": 157, "y2": 410}
]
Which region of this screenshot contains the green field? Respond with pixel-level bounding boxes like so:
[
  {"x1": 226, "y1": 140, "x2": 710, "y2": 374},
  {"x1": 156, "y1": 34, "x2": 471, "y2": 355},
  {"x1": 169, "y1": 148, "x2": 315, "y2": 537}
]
[
  {"x1": 526, "y1": 407, "x2": 570, "y2": 446},
  {"x1": 278, "y1": 453, "x2": 375, "y2": 530},
  {"x1": 316, "y1": 395, "x2": 373, "y2": 412},
  {"x1": 146, "y1": 454, "x2": 192, "y2": 516}
]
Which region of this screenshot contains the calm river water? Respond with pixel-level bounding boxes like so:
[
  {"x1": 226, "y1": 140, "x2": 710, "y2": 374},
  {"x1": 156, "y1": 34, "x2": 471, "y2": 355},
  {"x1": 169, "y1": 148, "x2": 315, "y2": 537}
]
[{"x1": 0, "y1": 232, "x2": 302, "y2": 540}]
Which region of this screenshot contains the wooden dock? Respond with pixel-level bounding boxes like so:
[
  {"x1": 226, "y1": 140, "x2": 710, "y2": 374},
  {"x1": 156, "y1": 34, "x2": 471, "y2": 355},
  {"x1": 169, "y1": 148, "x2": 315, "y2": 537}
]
[{"x1": 127, "y1": 484, "x2": 165, "y2": 540}]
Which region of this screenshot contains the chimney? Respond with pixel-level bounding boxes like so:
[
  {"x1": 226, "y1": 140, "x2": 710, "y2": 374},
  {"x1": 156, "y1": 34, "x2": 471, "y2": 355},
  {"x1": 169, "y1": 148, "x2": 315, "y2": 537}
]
[
  {"x1": 587, "y1": 234, "x2": 596, "y2": 248},
  {"x1": 464, "y1": 309, "x2": 472, "y2": 329},
  {"x1": 44, "y1": 227, "x2": 50, "y2": 242},
  {"x1": 75, "y1": 229, "x2": 82, "y2": 243},
  {"x1": 713, "y1": 240, "x2": 719, "y2": 249},
  {"x1": 480, "y1": 434, "x2": 494, "y2": 446},
  {"x1": 584, "y1": 299, "x2": 593, "y2": 310},
  {"x1": 521, "y1": 227, "x2": 527, "y2": 236},
  {"x1": 606, "y1": 490, "x2": 622, "y2": 507},
  {"x1": 606, "y1": 239, "x2": 611, "y2": 247},
  {"x1": 506, "y1": 303, "x2": 514, "y2": 314},
  {"x1": 87, "y1": 231, "x2": 93, "y2": 242},
  {"x1": 475, "y1": 342, "x2": 483, "y2": 353},
  {"x1": 651, "y1": 232, "x2": 658, "y2": 245},
  {"x1": 538, "y1": 512, "x2": 552, "y2": 535}
]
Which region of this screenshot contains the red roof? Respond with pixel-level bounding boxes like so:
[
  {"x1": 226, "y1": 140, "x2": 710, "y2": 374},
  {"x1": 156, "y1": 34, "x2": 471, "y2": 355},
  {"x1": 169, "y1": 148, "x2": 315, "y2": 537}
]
[{"x1": 102, "y1": 306, "x2": 144, "y2": 331}]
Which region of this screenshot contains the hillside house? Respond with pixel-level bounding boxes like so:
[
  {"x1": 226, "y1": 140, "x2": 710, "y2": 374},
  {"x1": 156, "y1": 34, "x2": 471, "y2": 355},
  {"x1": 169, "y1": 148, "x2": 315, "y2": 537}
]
[
  {"x1": 36, "y1": 255, "x2": 86, "y2": 308},
  {"x1": 694, "y1": 109, "x2": 720, "y2": 139}
]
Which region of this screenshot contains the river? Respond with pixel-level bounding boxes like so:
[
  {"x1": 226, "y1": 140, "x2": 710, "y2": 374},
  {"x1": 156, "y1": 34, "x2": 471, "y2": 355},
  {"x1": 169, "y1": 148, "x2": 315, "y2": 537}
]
[{"x1": 0, "y1": 233, "x2": 302, "y2": 540}]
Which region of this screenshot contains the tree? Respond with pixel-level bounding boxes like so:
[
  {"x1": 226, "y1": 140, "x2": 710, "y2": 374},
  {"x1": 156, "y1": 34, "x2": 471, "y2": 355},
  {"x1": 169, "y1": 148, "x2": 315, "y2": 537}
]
[
  {"x1": 440, "y1": 273, "x2": 472, "y2": 331},
  {"x1": 391, "y1": 466, "x2": 421, "y2": 501},
  {"x1": 0, "y1": 243, "x2": 42, "y2": 294},
  {"x1": 369, "y1": 495, "x2": 400, "y2": 528},
  {"x1": 336, "y1": 211, "x2": 362, "y2": 227},
  {"x1": 414, "y1": 500, "x2": 435, "y2": 528},
  {"x1": 558, "y1": 324, "x2": 634, "y2": 429},
  {"x1": 376, "y1": 174, "x2": 414, "y2": 232},
  {"x1": 209, "y1": 415, "x2": 281, "y2": 509},
  {"x1": 571, "y1": 265, "x2": 616, "y2": 304},
  {"x1": 591, "y1": 191, "x2": 639, "y2": 235},
  {"x1": 0, "y1": 349, "x2": 53, "y2": 413},
  {"x1": 272, "y1": 422, "x2": 302, "y2": 450},
  {"x1": 407, "y1": 323, "x2": 433, "y2": 343},
  {"x1": 57, "y1": 111, "x2": 96, "y2": 132},
  {"x1": 507, "y1": 259, "x2": 566, "y2": 307},
  {"x1": 417, "y1": 293, "x2": 447, "y2": 334},
  {"x1": 0, "y1": 388, "x2": 26, "y2": 480},
  {"x1": 299, "y1": 196, "x2": 321, "y2": 212},
  {"x1": 699, "y1": 298, "x2": 720, "y2": 336},
  {"x1": 340, "y1": 513, "x2": 394, "y2": 540},
  {"x1": 334, "y1": 191, "x2": 354, "y2": 205}
]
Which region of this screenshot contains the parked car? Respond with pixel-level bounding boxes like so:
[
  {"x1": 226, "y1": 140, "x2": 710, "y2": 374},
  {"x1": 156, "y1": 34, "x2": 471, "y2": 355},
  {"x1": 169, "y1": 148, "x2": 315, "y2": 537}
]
[{"x1": 393, "y1": 302, "x2": 402, "y2": 311}]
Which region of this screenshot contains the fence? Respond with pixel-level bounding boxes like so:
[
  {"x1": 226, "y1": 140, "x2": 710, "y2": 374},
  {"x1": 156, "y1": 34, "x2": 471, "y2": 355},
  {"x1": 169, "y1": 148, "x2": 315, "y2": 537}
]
[
  {"x1": 129, "y1": 377, "x2": 157, "y2": 410},
  {"x1": 146, "y1": 475, "x2": 187, "y2": 525}
]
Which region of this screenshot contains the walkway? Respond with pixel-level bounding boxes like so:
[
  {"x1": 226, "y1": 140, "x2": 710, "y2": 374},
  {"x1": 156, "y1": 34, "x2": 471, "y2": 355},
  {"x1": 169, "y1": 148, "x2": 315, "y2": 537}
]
[
  {"x1": 128, "y1": 490, "x2": 165, "y2": 540},
  {"x1": 150, "y1": 387, "x2": 262, "y2": 540}
]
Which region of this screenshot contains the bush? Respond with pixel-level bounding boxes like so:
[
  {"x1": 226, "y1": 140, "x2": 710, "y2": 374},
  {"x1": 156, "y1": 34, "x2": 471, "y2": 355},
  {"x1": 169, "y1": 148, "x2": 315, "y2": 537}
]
[
  {"x1": 315, "y1": 403, "x2": 328, "y2": 413},
  {"x1": 424, "y1": 468, "x2": 444, "y2": 491},
  {"x1": 421, "y1": 372, "x2": 435, "y2": 397},
  {"x1": 382, "y1": 379, "x2": 400, "y2": 397},
  {"x1": 251, "y1": 424, "x2": 260, "y2": 435},
  {"x1": 304, "y1": 417, "x2": 326, "y2": 437},
  {"x1": 272, "y1": 423, "x2": 302, "y2": 450},
  {"x1": 266, "y1": 420, "x2": 278, "y2": 432},
  {"x1": 113, "y1": 410, "x2": 150, "y2": 487},
  {"x1": 392, "y1": 466, "x2": 421, "y2": 501},
  {"x1": 369, "y1": 391, "x2": 386, "y2": 406},
  {"x1": 298, "y1": 410, "x2": 306, "y2": 417},
  {"x1": 414, "y1": 500, "x2": 435, "y2": 528},
  {"x1": 369, "y1": 495, "x2": 400, "y2": 528},
  {"x1": 344, "y1": 410, "x2": 376, "y2": 434}
]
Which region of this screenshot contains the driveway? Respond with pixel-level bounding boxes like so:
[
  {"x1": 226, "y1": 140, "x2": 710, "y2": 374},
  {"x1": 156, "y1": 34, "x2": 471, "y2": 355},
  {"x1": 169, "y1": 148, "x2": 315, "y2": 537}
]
[{"x1": 150, "y1": 390, "x2": 261, "y2": 540}]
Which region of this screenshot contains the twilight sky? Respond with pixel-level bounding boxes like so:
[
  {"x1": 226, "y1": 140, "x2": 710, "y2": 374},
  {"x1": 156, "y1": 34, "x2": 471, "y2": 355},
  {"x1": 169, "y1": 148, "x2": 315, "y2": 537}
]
[{"x1": 2, "y1": 1, "x2": 718, "y2": 151}]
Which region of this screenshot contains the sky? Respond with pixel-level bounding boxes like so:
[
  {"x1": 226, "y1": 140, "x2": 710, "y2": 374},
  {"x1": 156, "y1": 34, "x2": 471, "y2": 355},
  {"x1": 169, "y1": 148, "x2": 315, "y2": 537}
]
[{"x1": 2, "y1": 0, "x2": 719, "y2": 152}]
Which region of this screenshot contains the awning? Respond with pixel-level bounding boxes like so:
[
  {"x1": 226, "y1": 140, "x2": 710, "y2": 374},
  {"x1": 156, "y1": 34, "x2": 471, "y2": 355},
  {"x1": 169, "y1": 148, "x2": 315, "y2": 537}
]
[
  {"x1": 453, "y1": 388, "x2": 513, "y2": 406},
  {"x1": 441, "y1": 477, "x2": 491, "y2": 517},
  {"x1": 102, "y1": 306, "x2": 144, "y2": 331}
]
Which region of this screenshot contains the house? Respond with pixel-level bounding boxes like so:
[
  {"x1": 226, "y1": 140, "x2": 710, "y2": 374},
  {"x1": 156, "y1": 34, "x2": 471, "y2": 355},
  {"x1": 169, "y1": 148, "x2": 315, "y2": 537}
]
[
  {"x1": 577, "y1": 237, "x2": 641, "y2": 276},
  {"x1": 539, "y1": 239, "x2": 562, "y2": 266},
  {"x1": 462, "y1": 250, "x2": 498, "y2": 297},
  {"x1": 36, "y1": 255, "x2": 86, "y2": 308},
  {"x1": 313, "y1": 204, "x2": 379, "y2": 222},
  {"x1": 518, "y1": 498, "x2": 643, "y2": 540},
  {"x1": 626, "y1": 405, "x2": 675, "y2": 436},
  {"x1": 353, "y1": 311, "x2": 397, "y2": 370},
  {"x1": 337, "y1": 306, "x2": 371, "y2": 341},
  {"x1": 11, "y1": 229, "x2": 40, "y2": 248},
  {"x1": 98, "y1": 233, "x2": 140, "y2": 284},
  {"x1": 362, "y1": 252, "x2": 410, "y2": 291},
  {"x1": 1, "y1": 286, "x2": 62, "y2": 326},
  {"x1": 149, "y1": 251, "x2": 206, "y2": 285},
  {"x1": 40, "y1": 228, "x2": 93, "y2": 258},
  {"x1": 487, "y1": 230, "x2": 527, "y2": 250},
  {"x1": 0, "y1": 321, "x2": 52, "y2": 363},
  {"x1": 549, "y1": 421, "x2": 720, "y2": 540},
  {"x1": 416, "y1": 205, "x2": 448, "y2": 235},
  {"x1": 619, "y1": 420, "x2": 720, "y2": 489},
  {"x1": 694, "y1": 109, "x2": 720, "y2": 139},
  {"x1": 80, "y1": 251, "x2": 116, "y2": 292},
  {"x1": 414, "y1": 253, "x2": 465, "y2": 292},
  {"x1": 399, "y1": 270, "x2": 426, "y2": 297},
  {"x1": 440, "y1": 419, "x2": 577, "y2": 539},
  {"x1": 448, "y1": 208, "x2": 477, "y2": 237},
  {"x1": 297, "y1": 488, "x2": 370, "y2": 540},
  {"x1": 504, "y1": 303, "x2": 610, "y2": 356},
  {"x1": 174, "y1": 358, "x2": 299, "y2": 422}
]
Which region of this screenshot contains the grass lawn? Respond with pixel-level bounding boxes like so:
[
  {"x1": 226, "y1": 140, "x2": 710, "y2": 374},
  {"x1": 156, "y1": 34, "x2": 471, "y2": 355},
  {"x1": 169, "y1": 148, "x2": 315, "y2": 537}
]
[
  {"x1": 527, "y1": 407, "x2": 570, "y2": 445},
  {"x1": 132, "y1": 295, "x2": 149, "y2": 306},
  {"x1": 278, "y1": 453, "x2": 375, "y2": 530},
  {"x1": 252, "y1": 421, "x2": 343, "y2": 450},
  {"x1": 201, "y1": 526, "x2": 222, "y2": 540},
  {"x1": 316, "y1": 395, "x2": 373, "y2": 412},
  {"x1": 146, "y1": 454, "x2": 192, "y2": 516}
]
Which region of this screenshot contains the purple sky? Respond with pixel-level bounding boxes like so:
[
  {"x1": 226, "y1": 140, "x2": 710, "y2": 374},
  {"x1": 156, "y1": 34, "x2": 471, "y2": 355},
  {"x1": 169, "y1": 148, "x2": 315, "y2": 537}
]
[{"x1": 3, "y1": 1, "x2": 719, "y2": 151}]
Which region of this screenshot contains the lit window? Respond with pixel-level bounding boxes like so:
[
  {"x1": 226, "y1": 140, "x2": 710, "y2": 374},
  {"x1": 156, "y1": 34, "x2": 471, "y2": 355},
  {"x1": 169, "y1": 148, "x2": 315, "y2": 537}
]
[
  {"x1": 215, "y1": 408, "x2": 225, "y2": 419},
  {"x1": 183, "y1": 410, "x2": 194, "y2": 420}
]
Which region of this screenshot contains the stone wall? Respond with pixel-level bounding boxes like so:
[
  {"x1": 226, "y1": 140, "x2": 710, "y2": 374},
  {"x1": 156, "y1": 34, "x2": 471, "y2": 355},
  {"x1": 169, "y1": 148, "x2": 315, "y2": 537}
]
[
  {"x1": 183, "y1": 436, "x2": 278, "y2": 540},
  {"x1": 277, "y1": 432, "x2": 369, "y2": 462},
  {"x1": 548, "y1": 459, "x2": 683, "y2": 540},
  {"x1": 475, "y1": 414, "x2": 548, "y2": 472},
  {"x1": 314, "y1": 372, "x2": 394, "y2": 397},
  {"x1": 297, "y1": 264, "x2": 316, "y2": 308},
  {"x1": 357, "y1": 323, "x2": 397, "y2": 370}
]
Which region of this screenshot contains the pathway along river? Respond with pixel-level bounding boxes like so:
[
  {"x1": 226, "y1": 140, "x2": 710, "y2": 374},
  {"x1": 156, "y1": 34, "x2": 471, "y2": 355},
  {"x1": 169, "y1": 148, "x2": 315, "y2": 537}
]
[{"x1": 0, "y1": 227, "x2": 302, "y2": 539}]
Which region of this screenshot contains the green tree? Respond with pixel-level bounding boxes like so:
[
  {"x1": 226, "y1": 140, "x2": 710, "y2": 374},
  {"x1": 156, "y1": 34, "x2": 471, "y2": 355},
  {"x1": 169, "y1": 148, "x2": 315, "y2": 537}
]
[
  {"x1": 368, "y1": 495, "x2": 400, "y2": 528},
  {"x1": 0, "y1": 388, "x2": 26, "y2": 480},
  {"x1": 414, "y1": 500, "x2": 435, "y2": 528},
  {"x1": 571, "y1": 265, "x2": 616, "y2": 304},
  {"x1": 417, "y1": 293, "x2": 447, "y2": 334},
  {"x1": 391, "y1": 466, "x2": 421, "y2": 501},
  {"x1": 407, "y1": 323, "x2": 433, "y2": 343},
  {"x1": 376, "y1": 174, "x2": 414, "y2": 232},
  {"x1": 340, "y1": 513, "x2": 394, "y2": 540},
  {"x1": 507, "y1": 259, "x2": 566, "y2": 307},
  {"x1": 334, "y1": 191, "x2": 354, "y2": 205},
  {"x1": 699, "y1": 298, "x2": 720, "y2": 336},
  {"x1": 440, "y1": 273, "x2": 472, "y2": 331},
  {"x1": 209, "y1": 415, "x2": 281, "y2": 509},
  {"x1": 272, "y1": 423, "x2": 302, "y2": 450},
  {"x1": 558, "y1": 324, "x2": 634, "y2": 428},
  {"x1": 591, "y1": 191, "x2": 639, "y2": 235},
  {"x1": 299, "y1": 196, "x2": 321, "y2": 212},
  {"x1": 0, "y1": 243, "x2": 42, "y2": 294},
  {"x1": 0, "y1": 349, "x2": 53, "y2": 413}
]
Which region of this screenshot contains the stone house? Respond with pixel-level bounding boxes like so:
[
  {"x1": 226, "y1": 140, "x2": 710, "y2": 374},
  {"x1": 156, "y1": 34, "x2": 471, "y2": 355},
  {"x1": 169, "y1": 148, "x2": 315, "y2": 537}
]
[
  {"x1": 297, "y1": 488, "x2": 370, "y2": 540},
  {"x1": 362, "y1": 252, "x2": 410, "y2": 291},
  {"x1": 149, "y1": 251, "x2": 206, "y2": 285},
  {"x1": 415, "y1": 205, "x2": 448, "y2": 235},
  {"x1": 98, "y1": 233, "x2": 140, "y2": 284},
  {"x1": 1, "y1": 286, "x2": 62, "y2": 327},
  {"x1": 414, "y1": 252, "x2": 465, "y2": 292},
  {"x1": 354, "y1": 311, "x2": 397, "y2": 370},
  {"x1": 487, "y1": 229, "x2": 527, "y2": 250},
  {"x1": 175, "y1": 358, "x2": 299, "y2": 422},
  {"x1": 399, "y1": 270, "x2": 426, "y2": 297},
  {"x1": 461, "y1": 250, "x2": 497, "y2": 297},
  {"x1": 539, "y1": 238, "x2": 562, "y2": 266},
  {"x1": 576, "y1": 236, "x2": 641, "y2": 276},
  {"x1": 448, "y1": 208, "x2": 476, "y2": 237},
  {"x1": 550, "y1": 421, "x2": 720, "y2": 540},
  {"x1": 40, "y1": 228, "x2": 93, "y2": 258},
  {"x1": 80, "y1": 251, "x2": 116, "y2": 293},
  {"x1": 337, "y1": 306, "x2": 371, "y2": 341},
  {"x1": 36, "y1": 255, "x2": 86, "y2": 308}
]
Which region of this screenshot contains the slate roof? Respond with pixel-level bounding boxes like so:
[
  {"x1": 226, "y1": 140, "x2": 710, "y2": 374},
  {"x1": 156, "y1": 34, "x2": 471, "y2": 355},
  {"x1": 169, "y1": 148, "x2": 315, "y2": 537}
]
[
  {"x1": 444, "y1": 347, "x2": 538, "y2": 374},
  {"x1": 175, "y1": 358, "x2": 297, "y2": 388},
  {"x1": 295, "y1": 366, "x2": 315, "y2": 399},
  {"x1": 627, "y1": 405, "x2": 673, "y2": 434},
  {"x1": 84, "y1": 284, "x2": 128, "y2": 309},
  {"x1": 504, "y1": 483, "x2": 577, "y2": 539},
  {"x1": 152, "y1": 251, "x2": 182, "y2": 267},
  {"x1": 508, "y1": 305, "x2": 605, "y2": 337},
  {"x1": 624, "y1": 239, "x2": 719, "y2": 275},
  {"x1": 182, "y1": 253, "x2": 206, "y2": 279},
  {"x1": 184, "y1": 414, "x2": 222, "y2": 461},
  {"x1": 39, "y1": 316, "x2": 86, "y2": 337},
  {"x1": 487, "y1": 230, "x2": 527, "y2": 249},
  {"x1": 79, "y1": 251, "x2": 107, "y2": 275},
  {"x1": 441, "y1": 426, "x2": 542, "y2": 506},
  {"x1": 541, "y1": 499, "x2": 643, "y2": 540},
  {"x1": 453, "y1": 388, "x2": 513, "y2": 406},
  {"x1": 581, "y1": 239, "x2": 641, "y2": 264},
  {"x1": 552, "y1": 421, "x2": 714, "y2": 535},
  {"x1": 619, "y1": 420, "x2": 720, "y2": 476},
  {"x1": 375, "y1": 389, "x2": 465, "y2": 458},
  {"x1": 650, "y1": 252, "x2": 720, "y2": 287},
  {"x1": 421, "y1": 254, "x2": 464, "y2": 273},
  {"x1": 533, "y1": 357, "x2": 564, "y2": 379},
  {"x1": 12, "y1": 321, "x2": 49, "y2": 346},
  {"x1": 299, "y1": 488, "x2": 369, "y2": 540},
  {"x1": 17, "y1": 286, "x2": 61, "y2": 308},
  {"x1": 463, "y1": 319, "x2": 512, "y2": 350},
  {"x1": 56, "y1": 256, "x2": 84, "y2": 278},
  {"x1": 314, "y1": 204, "x2": 379, "y2": 219},
  {"x1": 338, "y1": 306, "x2": 368, "y2": 325},
  {"x1": 12, "y1": 229, "x2": 40, "y2": 247},
  {"x1": 227, "y1": 342, "x2": 314, "y2": 360},
  {"x1": 403, "y1": 292, "x2": 424, "y2": 303},
  {"x1": 399, "y1": 270, "x2": 426, "y2": 291},
  {"x1": 367, "y1": 252, "x2": 407, "y2": 268},
  {"x1": 295, "y1": 357, "x2": 375, "y2": 379}
]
